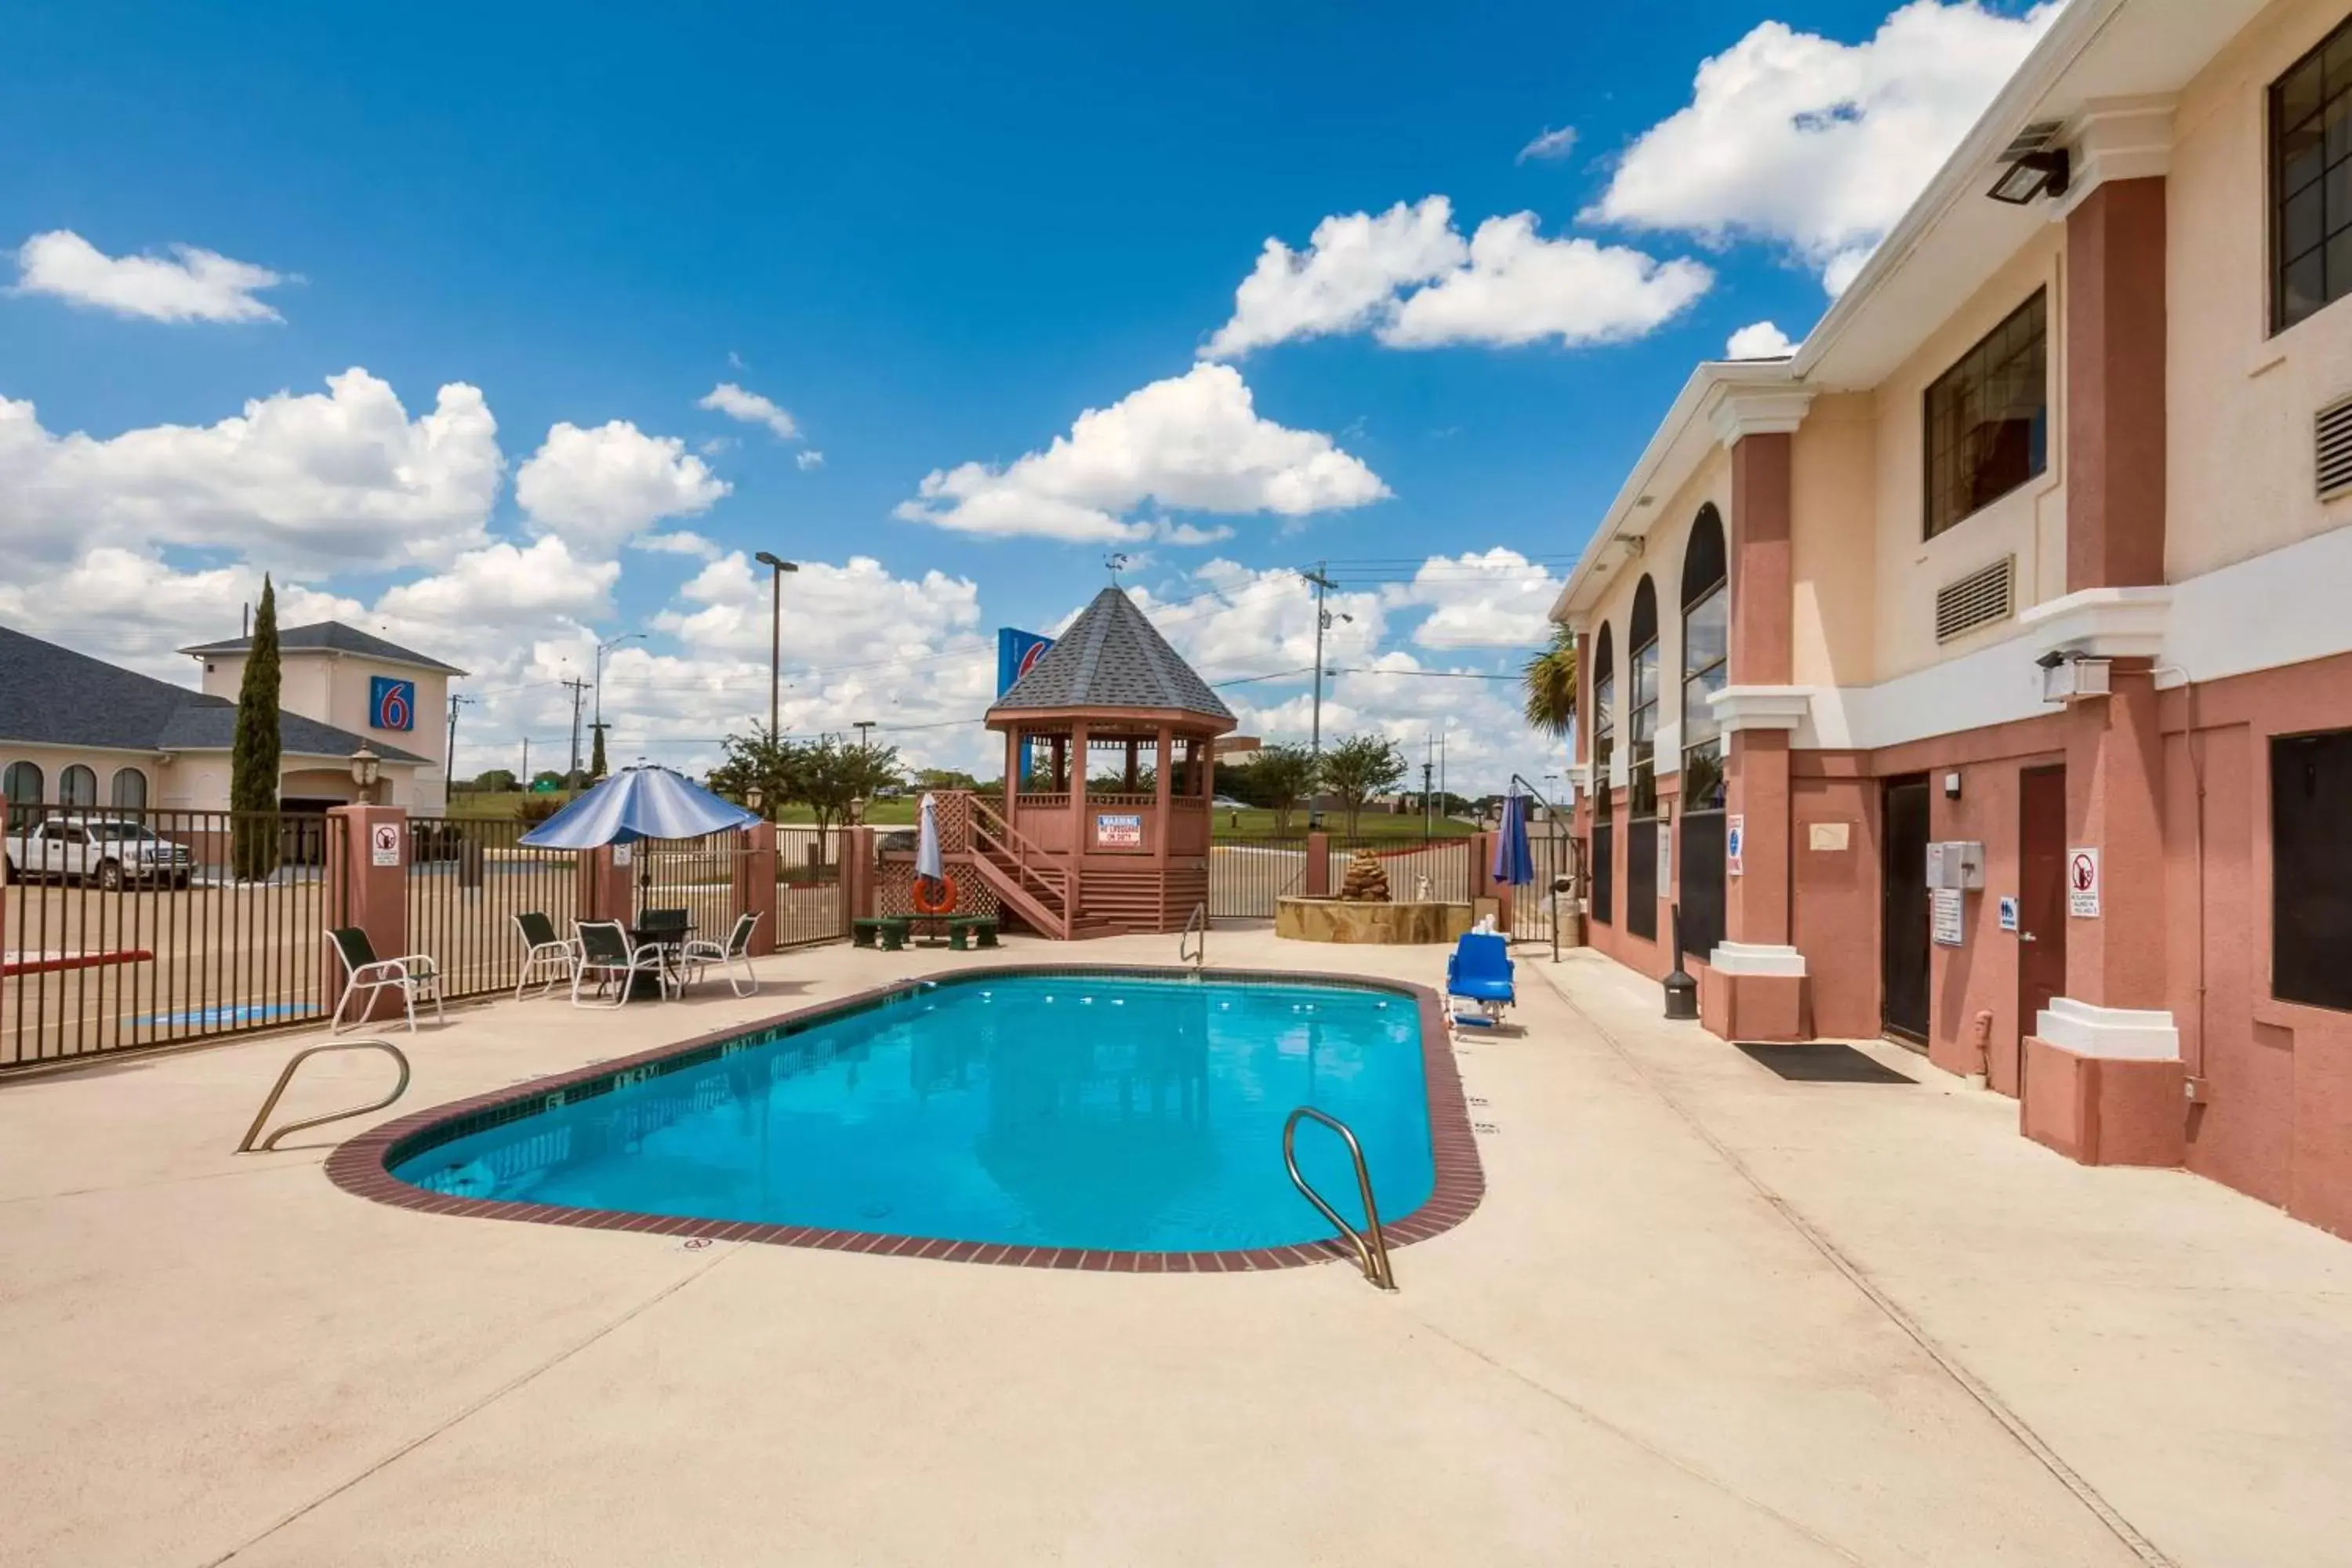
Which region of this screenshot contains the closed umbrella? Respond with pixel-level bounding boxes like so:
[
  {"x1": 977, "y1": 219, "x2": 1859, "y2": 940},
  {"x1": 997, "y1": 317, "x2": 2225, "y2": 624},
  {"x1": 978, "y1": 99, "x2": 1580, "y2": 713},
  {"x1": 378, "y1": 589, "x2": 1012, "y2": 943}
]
[
  {"x1": 913, "y1": 792, "x2": 947, "y2": 902},
  {"x1": 1492, "y1": 786, "x2": 1536, "y2": 889},
  {"x1": 518, "y1": 763, "x2": 760, "y2": 849}
]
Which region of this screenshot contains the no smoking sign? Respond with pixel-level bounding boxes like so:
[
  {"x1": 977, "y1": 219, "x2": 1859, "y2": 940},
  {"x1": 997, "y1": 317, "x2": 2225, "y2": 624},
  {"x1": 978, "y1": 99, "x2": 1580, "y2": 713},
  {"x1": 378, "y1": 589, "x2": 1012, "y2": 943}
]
[
  {"x1": 371, "y1": 822, "x2": 403, "y2": 868},
  {"x1": 2067, "y1": 847, "x2": 2100, "y2": 918}
]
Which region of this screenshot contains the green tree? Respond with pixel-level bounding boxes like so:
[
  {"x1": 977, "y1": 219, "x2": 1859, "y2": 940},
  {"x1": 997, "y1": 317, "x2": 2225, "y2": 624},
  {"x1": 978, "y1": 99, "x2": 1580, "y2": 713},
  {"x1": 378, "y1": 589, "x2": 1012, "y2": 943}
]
[
  {"x1": 529, "y1": 770, "x2": 566, "y2": 792},
  {"x1": 230, "y1": 577, "x2": 283, "y2": 880},
  {"x1": 1320, "y1": 734, "x2": 1406, "y2": 837},
  {"x1": 1522, "y1": 622, "x2": 1578, "y2": 738},
  {"x1": 710, "y1": 724, "x2": 800, "y2": 818},
  {"x1": 1250, "y1": 744, "x2": 1316, "y2": 836},
  {"x1": 473, "y1": 768, "x2": 518, "y2": 793},
  {"x1": 914, "y1": 768, "x2": 981, "y2": 793},
  {"x1": 589, "y1": 722, "x2": 609, "y2": 780},
  {"x1": 794, "y1": 735, "x2": 902, "y2": 853}
]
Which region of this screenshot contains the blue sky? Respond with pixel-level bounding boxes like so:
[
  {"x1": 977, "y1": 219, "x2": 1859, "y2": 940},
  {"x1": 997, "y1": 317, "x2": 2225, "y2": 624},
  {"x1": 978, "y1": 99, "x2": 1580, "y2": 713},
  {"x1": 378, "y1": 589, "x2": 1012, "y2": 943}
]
[{"x1": 0, "y1": 0, "x2": 2056, "y2": 787}]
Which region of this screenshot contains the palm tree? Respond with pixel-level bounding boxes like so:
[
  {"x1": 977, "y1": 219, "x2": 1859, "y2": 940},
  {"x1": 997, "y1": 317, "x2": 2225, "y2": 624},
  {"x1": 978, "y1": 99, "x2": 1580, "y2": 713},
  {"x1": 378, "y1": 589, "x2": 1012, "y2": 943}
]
[{"x1": 1522, "y1": 624, "x2": 1577, "y2": 738}]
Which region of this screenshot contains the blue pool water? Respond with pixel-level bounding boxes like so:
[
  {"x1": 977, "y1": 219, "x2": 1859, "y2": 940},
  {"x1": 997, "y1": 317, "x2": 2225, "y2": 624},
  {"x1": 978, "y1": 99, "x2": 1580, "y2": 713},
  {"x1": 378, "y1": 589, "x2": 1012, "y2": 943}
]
[{"x1": 391, "y1": 973, "x2": 1434, "y2": 1253}]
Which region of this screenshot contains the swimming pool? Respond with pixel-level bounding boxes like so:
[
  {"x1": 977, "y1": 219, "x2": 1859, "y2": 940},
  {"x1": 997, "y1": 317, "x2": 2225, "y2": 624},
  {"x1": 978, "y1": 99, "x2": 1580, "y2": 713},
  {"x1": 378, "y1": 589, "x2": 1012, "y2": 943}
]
[{"x1": 335, "y1": 967, "x2": 1482, "y2": 1269}]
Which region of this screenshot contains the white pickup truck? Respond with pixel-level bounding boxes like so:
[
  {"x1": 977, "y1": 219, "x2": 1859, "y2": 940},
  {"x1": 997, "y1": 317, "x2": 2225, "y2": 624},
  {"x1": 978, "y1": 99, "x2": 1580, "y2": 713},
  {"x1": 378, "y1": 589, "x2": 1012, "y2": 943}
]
[{"x1": 4, "y1": 818, "x2": 195, "y2": 890}]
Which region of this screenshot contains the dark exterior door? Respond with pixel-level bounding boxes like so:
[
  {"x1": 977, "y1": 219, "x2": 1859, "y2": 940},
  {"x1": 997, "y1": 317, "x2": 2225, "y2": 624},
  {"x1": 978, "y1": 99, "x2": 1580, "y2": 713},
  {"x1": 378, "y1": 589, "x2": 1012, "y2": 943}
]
[
  {"x1": 1881, "y1": 776, "x2": 1931, "y2": 1043},
  {"x1": 1679, "y1": 811, "x2": 1726, "y2": 965},
  {"x1": 2016, "y1": 765, "x2": 2069, "y2": 1083},
  {"x1": 1592, "y1": 812, "x2": 1614, "y2": 927}
]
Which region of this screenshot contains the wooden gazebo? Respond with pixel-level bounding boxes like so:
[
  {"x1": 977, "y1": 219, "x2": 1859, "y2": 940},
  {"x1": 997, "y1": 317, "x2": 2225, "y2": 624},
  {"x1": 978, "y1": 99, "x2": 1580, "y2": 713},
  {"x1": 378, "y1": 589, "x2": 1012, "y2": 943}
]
[{"x1": 956, "y1": 587, "x2": 1235, "y2": 937}]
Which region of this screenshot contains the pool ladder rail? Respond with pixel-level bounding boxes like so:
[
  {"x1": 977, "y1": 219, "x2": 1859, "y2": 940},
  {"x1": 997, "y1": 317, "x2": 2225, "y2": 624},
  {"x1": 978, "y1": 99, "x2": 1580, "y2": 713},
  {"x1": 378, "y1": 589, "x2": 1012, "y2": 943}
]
[
  {"x1": 1178, "y1": 901, "x2": 1207, "y2": 972},
  {"x1": 235, "y1": 1038, "x2": 412, "y2": 1153},
  {"x1": 1283, "y1": 1106, "x2": 1397, "y2": 1292}
]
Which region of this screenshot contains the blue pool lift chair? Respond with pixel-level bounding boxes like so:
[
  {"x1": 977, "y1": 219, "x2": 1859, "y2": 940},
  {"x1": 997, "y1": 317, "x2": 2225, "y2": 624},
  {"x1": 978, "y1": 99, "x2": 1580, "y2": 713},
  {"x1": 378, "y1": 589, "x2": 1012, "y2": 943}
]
[{"x1": 1445, "y1": 931, "x2": 1516, "y2": 1032}]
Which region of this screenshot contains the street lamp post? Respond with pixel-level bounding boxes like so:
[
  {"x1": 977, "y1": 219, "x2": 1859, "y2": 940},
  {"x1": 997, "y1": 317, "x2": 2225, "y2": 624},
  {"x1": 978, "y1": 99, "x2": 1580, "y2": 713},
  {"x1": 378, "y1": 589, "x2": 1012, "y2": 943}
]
[
  {"x1": 854, "y1": 720, "x2": 876, "y2": 750},
  {"x1": 591, "y1": 632, "x2": 646, "y2": 776},
  {"x1": 753, "y1": 552, "x2": 799, "y2": 739}
]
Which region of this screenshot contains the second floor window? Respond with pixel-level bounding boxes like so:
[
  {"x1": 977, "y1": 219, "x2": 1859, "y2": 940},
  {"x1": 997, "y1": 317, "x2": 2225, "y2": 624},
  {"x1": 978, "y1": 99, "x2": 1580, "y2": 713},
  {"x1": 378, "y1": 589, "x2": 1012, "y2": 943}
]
[
  {"x1": 1592, "y1": 624, "x2": 1616, "y2": 805},
  {"x1": 1925, "y1": 289, "x2": 2047, "y2": 539},
  {"x1": 2274, "y1": 15, "x2": 2352, "y2": 332},
  {"x1": 1681, "y1": 506, "x2": 1729, "y2": 813}
]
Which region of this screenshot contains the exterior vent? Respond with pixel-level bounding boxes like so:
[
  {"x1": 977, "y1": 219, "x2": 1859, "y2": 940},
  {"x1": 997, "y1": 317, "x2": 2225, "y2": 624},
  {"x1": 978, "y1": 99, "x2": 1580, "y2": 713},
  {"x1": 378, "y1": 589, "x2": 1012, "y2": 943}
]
[
  {"x1": 2319, "y1": 394, "x2": 2352, "y2": 501},
  {"x1": 1998, "y1": 120, "x2": 2067, "y2": 161},
  {"x1": 1935, "y1": 556, "x2": 2015, "y2": 644}
]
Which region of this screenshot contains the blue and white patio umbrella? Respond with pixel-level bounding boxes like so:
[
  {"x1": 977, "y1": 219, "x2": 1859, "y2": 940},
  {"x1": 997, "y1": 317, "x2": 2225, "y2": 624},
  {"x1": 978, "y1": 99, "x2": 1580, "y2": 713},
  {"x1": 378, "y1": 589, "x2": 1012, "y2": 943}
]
[
  {"x1": 1492, "y1": 785, "x2": 1537, "y2": 890},
  {"x1": 913, "y1": 792, "x2": 947, "y2": 898},
  {"x1": 517, "y1": 764, "x2": 760, "y2": 849}
]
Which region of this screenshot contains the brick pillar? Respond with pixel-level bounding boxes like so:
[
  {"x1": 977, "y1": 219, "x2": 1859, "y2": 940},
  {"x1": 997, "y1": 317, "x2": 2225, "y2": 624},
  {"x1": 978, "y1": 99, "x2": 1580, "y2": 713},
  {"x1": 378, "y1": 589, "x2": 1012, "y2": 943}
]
[
  {"x1": 326, "y1": 804, "x2": 411, "y2": 1023},
  {"x1": 843, "y1": 826, "x2": 877, "y2": 924},
  {"x1": 576, "y1": 845, "x2": 634, "y2": 926},
  {"x1": 2024, "y1": 173, "x2": 2182, "y2": 1166},
  {"x1": 735, "y1": 822, "x2": 778, "y2": 956},
  {"x1": 1706, "y1": 425, "x2": 1807, "y2": 1040},
  {"x1": 1304, "y1": 830, "x2": 1330, "y2": 897}
]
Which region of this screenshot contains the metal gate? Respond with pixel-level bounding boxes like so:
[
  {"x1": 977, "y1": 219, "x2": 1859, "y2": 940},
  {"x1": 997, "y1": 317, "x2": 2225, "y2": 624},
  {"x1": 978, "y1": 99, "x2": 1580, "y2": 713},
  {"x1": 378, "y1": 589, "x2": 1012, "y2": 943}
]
[
  {"x1": 1327, "y1": 834, "x2": 1478, "y2": 904},
  {"x1": 637, "y1": 830, "x2": 753, "y2": 942},
  {"x1": 2, "y1": 807, "x2": 339, "y2": 1069},
  {"x1": 1209, "y1": 835, "x2": 1306, "y2": 918},
  {"x1": 405, "y1": 816, "x2": 585, "y2": 1000},
  {"x1": 774, "y1": 826, "x2": 845, "y2": 946}
]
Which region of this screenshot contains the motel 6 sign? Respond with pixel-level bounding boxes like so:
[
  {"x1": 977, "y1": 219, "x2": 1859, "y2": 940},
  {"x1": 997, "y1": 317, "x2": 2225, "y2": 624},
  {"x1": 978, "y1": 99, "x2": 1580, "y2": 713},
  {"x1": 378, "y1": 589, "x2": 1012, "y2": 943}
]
[{"x1": 369, "y1": 677, "x2": 416, "y2": 732}]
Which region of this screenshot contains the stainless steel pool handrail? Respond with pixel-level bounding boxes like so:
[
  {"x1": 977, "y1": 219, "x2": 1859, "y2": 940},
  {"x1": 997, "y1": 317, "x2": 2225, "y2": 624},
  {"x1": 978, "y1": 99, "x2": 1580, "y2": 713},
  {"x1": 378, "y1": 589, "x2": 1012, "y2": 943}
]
[
  {"x1": 235, "y1": 1039, "x2": 412, "y2": 1153},
  {"x1": 1179, "y1": 902, "x2": 1207, "y2": 971},
  {"x1": 1282, "y1": 1105, "x2": 1396, "y2": 1291}
]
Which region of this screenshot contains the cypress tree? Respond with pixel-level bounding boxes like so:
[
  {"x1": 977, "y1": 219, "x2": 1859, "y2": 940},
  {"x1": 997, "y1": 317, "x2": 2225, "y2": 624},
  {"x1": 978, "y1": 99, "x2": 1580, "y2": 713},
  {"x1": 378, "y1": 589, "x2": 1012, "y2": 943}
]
[
  {"x1": 230, "y1": 577, "x2": 283, "y2": 880},
  {"x1": 590, "y1": 722, "x2": 608, "y2": 780}
]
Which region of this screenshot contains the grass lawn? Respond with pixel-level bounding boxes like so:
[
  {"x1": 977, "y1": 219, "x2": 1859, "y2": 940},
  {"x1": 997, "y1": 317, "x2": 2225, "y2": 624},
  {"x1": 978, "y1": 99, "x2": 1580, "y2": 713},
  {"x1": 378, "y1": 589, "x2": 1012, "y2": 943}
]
[{"x1": 442, "y1": 793, "x2": 1475, "y2": 840}]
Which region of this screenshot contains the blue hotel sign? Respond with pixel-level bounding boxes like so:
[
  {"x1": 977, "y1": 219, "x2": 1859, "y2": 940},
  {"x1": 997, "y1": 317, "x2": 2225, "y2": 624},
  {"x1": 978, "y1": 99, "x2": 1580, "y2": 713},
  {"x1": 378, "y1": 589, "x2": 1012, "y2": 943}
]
[{"x1": 369, "y1": 677, "x2": 416, "y2": 732}]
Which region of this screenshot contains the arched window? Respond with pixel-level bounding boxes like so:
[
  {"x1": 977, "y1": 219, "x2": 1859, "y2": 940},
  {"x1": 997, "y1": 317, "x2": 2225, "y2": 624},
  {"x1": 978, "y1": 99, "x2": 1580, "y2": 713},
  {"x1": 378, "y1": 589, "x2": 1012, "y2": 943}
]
[
  {"x1": 59, "y1": 764, "x2": 97, "y2": 809},
  {"x1": 111, "y1": 768, "x2": 149, "y2": 811},
  {"x1": 1627, "y1": 578, "x2": 1661, "y2": 820},
  {"x1": 1590, "y1": 624, "x2": 1617, "y2": 792},
  {"x1": 1589, "y1": 625, "x2": 1616, "y2": 927},
  {"x1": 1680, "y1": 506, "x2": 1729, "y2": 811},
  {"x1": 3, "y1": 760, "x2": 42, "y2": 830}
]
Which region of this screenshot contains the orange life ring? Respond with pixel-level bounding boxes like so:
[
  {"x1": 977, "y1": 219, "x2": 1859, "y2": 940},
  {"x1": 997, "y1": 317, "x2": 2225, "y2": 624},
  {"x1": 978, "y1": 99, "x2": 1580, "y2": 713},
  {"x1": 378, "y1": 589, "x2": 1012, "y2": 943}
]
[{"x1": 911, "y1": 875, "x2": 958, "y2": 915}]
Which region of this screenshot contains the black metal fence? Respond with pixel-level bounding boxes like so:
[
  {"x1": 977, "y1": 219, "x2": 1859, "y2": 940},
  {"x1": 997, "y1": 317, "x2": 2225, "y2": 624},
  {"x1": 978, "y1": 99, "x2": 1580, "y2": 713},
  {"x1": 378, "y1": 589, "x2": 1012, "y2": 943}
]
[
  {"x1": 405, "y1": 816, "x2": 585, "y2": 1001},
  {"x1": 2, "y1": 806, "x2": 339, "y2": 1069},
  {"x1": 1208, "y1": 835, "x2": 1307, "y2": 918},
  {"x1": 1509, "y1": 827, "x2": 1583, "y2": 946},
  {"x1": 636, "y1": 831, "x2": 750, "y2": 946},
  {"x1": 1327, "y1": 833, "x2": 1477, "y2": 904},
  {"x1": 774, "y1": 826, "x2": 845, "y2": 946}
]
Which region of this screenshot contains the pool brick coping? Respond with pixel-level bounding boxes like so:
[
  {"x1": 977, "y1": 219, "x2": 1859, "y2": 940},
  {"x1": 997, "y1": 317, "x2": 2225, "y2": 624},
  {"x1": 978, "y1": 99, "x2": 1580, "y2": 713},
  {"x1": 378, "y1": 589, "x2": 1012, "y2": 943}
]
[{"x1": 325, "y1": 964, "x2": 1486, "y2": 1274}]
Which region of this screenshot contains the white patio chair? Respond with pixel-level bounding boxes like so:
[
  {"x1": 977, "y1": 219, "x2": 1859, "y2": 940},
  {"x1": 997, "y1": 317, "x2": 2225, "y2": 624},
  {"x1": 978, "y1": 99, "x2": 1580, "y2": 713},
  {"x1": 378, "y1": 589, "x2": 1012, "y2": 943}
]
[
  {"x1": 681, "y1": 911, "x2": 762, "y2": 997},
  {"x1": 572, "y1": 919, "x2": 677, "y2": 1008},
  {"x1": 326, "y1": 927, "x2": 445, "y2": 1034},
  {"x1": 512, "y1": 910, "x2": 581, "y2": 1000}
]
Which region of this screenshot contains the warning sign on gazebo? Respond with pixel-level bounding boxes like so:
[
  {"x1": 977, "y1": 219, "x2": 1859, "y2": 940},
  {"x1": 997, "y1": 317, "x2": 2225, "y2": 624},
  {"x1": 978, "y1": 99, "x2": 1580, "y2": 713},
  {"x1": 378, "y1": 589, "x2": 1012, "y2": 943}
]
[{"x1": 1094, "y1": 812, "x2": 1143, "y2": 848}]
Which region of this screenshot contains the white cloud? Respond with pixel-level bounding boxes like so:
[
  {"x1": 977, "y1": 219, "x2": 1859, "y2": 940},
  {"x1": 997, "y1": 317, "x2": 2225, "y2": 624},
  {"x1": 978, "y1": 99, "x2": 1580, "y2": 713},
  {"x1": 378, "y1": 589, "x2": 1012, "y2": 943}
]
[
  {"x1": 629, "y1": 530, "x2": 723, "y2": 560},
  {"x1": 1382, "y1": 550, "x2": 1565, "y2": 648},
  {"x1": 1822, "y1": 249, "x2": 1871, "y2": 298},
  {"x1": 895, "y1": 363, "x2": 1388, "y2": 543},
  {"x1": 696, "y1": 382, "x2": 800, "y2": 441},
  {"x1": 1726, "y1": 320, "x2": 1797, "y2": 358},
  {"x1": 1202, "y1": 197, "x2": 1467, "y2": 359},
  {"x1": 1203, "y1": 198, "x2": 1709, "y2": 357},
  {"x1": 1516, "y1": 125, "x2": 1579, "y2": 163},
  {"x1": 1380, "y1": 214, "x2": 1712, "y2": 349},
  {"x1": 12, "y1": 230, "x2": 289, "y2": 323},
  {"x1": 375, "y1": 536, "x2": 616, "y2": 625},
  {"x1": 0, "y1": 369, "x2": 501, "y2": 570},
  {"x1": 796, "y1": 449, "x2": 825, "y2": 471},
  {"x1": 654, "y1": 552, "x2": 982, "y2": 667},
  {"x1": 1122, "y1": 560, "x2": 1385, "y2": 675},
  {"x1": 516, "y1": 419, "x2": 728, "y2": 552},
  {"x1": 1586, "y1": 2, "x2": 2058, "y2": 289}
]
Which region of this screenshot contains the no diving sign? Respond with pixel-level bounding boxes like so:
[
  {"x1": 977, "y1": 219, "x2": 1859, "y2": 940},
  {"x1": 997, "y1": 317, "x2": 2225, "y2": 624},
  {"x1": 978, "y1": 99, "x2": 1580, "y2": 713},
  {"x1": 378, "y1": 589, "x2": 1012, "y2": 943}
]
[
  {"x1": 2067, "y1": 848, "x2": 2100, "y2": 918},
  {"x1": 370, "y1": 822, "x2": 403, "y2": 868}
]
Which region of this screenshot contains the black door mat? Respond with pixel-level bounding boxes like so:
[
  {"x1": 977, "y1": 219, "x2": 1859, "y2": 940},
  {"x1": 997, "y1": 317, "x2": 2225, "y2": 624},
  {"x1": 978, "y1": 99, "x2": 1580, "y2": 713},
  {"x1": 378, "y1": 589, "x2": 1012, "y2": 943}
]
[{"x1": 1737, "y1": 1043, "x2": 1916, "y2": 1083}]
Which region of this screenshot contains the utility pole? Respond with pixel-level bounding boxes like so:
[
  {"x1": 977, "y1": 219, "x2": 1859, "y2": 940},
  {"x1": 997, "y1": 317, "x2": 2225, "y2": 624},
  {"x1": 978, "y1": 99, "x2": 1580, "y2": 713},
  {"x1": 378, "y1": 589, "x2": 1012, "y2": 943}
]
[
  {"x1": 561, "y1": 677, "x2": 591, "y2": 782},
  {"x1": 1438, "y1": 730, "x2": 1447, "y2": 821},
  {"x1": 1303, "y1": 562, "x2": 1335, "y2": 763},
  {"x1": 445, "y1": 693, "x2": 474, "y2": 786},
  {"x1": 1423, "y1": 750, "x2": 1435, "y2": 842},
  {"x1": 521, "y1": 736, "x2": 529, "y2": 786}
]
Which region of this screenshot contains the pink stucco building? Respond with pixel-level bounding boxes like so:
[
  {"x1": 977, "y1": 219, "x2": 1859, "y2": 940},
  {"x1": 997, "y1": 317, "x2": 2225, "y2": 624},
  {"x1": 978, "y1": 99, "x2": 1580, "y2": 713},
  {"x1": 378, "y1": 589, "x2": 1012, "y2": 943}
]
[{"x1": 1556, "y1": 0, "x2": 2352, "y2": 1237}]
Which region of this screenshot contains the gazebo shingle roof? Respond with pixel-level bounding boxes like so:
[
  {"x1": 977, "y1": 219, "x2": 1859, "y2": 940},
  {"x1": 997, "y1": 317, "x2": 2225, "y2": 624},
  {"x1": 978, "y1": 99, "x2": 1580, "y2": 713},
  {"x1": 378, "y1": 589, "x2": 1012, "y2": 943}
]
[{"x1": 989, "y1": 588, "x2": 1234, "y2": 725}]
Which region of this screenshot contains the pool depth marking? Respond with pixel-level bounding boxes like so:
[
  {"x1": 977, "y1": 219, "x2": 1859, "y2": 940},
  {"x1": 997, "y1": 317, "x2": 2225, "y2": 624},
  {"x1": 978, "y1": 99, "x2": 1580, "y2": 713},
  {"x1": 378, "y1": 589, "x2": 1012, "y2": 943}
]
[{"x1": 325, "y1": 964, "x2": 1485, "y2": 1273}]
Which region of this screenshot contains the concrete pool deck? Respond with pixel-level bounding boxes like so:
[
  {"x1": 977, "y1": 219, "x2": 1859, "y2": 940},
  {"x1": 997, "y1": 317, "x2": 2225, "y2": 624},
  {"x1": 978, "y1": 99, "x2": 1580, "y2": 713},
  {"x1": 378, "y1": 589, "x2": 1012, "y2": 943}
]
[{"x1": 2, "y1": 931, "x2": 2347, "y2": 1566}]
